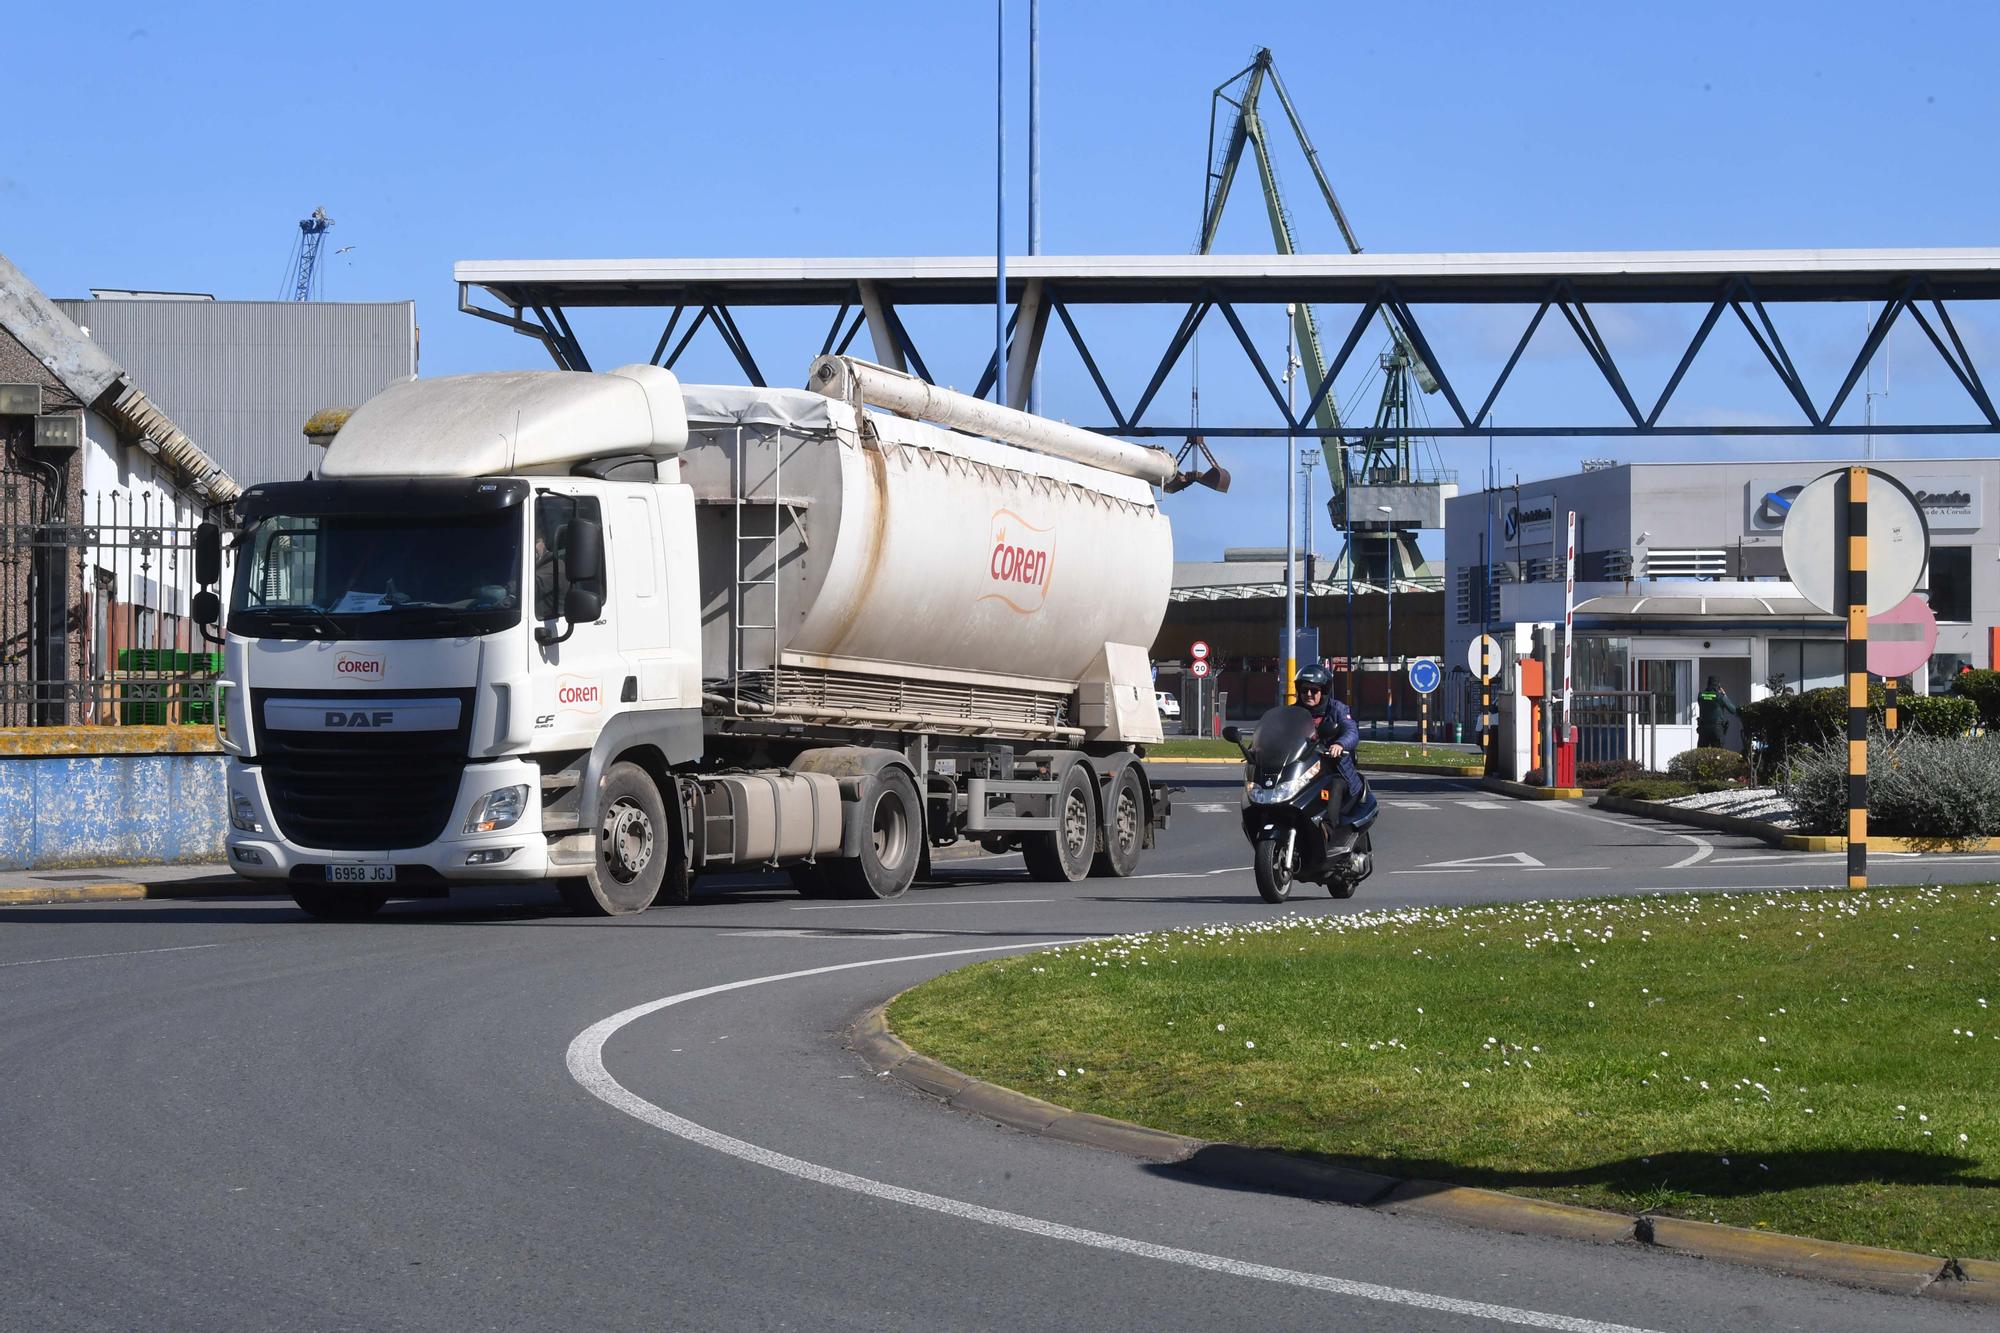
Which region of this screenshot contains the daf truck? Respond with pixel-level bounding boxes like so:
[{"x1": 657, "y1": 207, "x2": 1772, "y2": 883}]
[{"x1": 195, "y1": 356, "x2": 1176, "y2": 917}]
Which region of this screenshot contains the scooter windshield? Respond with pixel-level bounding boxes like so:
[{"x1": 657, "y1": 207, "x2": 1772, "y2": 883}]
[{"x1": 1249, "y1": 705, "x2": 1319, "y2": 781}]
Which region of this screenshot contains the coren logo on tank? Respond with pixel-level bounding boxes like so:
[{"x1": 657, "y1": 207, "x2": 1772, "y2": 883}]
[
  {"x1": 334, "y1": 653, "x2": 386, "y2": 679},
  {"x1": 981, "y1": 509, "x2": 1057, "y2": 615},
  {"x1": 556, "y1": 676, "x2": 603, "y2": 713}
]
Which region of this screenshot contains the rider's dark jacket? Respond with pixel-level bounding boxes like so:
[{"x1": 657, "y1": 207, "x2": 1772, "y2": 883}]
[{"x1": 1306, "y1": 695, "x2": 1362, "y2": 792}]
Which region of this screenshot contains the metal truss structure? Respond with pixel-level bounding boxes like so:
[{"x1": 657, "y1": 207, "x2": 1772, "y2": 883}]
[
  {"x1": 458, "y1": 250, "x2": 2000, "y2": 441},
  {"x1": 1169, "y1": 576, "x2": 1441, "y2": 603}
]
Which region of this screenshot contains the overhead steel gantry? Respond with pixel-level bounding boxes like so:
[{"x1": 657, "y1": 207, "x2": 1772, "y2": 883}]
[{"x1": 457, "y1": 250, "x2": 2000, "y2": 440}]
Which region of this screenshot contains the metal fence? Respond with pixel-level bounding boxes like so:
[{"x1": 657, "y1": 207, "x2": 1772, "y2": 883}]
[
  {"x1": 1568, "y1": 691, "x2": 1663, "y2": 773},
  {"x1": 2, "y1": 475, "x2": 222, "y2": 728}
]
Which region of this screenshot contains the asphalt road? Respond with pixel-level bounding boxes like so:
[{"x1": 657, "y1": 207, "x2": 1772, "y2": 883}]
[{"x1": 1, "y1": 768, "x2": 1990, "y2": 1331}]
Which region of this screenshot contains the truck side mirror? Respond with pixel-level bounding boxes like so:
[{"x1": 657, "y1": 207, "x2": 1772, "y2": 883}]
[
  {"x1": 192, "y1": 590, "x2": 221, "y2": 628},
  {"x1": 565, "y1": 518, "x2": 603, "y2": 585},
  {"x1": 565, "y1": 583, "x2": 603, "y2": 625},
  {"x1": 195, "y1": 522, "x2": 222, "y2": 586}
]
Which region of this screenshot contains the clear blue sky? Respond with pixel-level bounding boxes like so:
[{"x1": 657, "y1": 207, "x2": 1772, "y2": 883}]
[{"x1": 8, "y1": 1, "x2": 1996, "y2": 561}]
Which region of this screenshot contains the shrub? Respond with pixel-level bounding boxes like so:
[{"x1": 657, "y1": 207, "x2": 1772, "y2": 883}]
[
  {"x1": 1606, "y1": 777, "x2": 1735, "y2": 802},
  {"x1": 1951, "y1": 668, "x2": 2000, "y2": 728},
  {"x1": 1906, "y1": 693, "x2": 1978, "y2": 737},
  {"x1": 1578, "y1": 758, "x2": 1645, "y2": 787},
  {"x1": 1741, "y1": 684, "x2": 1899, "y2": 777},
  {"x1": 1666, "y1": 747, "x2": 1750, "y2": 783},
  {"x1": 1779, "y1": 730, "x2": 2000, "y2": 838}
]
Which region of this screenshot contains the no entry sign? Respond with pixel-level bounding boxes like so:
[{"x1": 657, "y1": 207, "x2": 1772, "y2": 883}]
[{"x1": 1867, "y1": 594, "x2": 1938, "y2": 679}]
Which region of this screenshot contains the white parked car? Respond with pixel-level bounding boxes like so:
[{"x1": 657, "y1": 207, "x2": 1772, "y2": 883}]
[{"x1": 1155, "y1": 690, "x2": 1182, "y2": 720}]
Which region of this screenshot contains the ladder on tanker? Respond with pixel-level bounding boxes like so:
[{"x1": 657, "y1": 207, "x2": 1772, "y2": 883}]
[{"x1": 731, "y1": 425, "x2": 782, "y2": 712}]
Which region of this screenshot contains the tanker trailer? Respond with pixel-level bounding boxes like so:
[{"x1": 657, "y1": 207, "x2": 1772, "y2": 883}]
[{"x1": 199, "y1": 357, "x2": 1176, "y2": 917}]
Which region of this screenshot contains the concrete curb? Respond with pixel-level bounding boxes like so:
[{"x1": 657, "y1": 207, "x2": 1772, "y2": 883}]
[
  {"x1": 853, "y1": 1000, "x2": 1996, "y2": 1303},
  {"x1": 0, "y1": 875, "x2": 278, "y2": 906},
  {"x1": 1143, "y1": 755, "x2": 1239, "y2": 765},
  {"x1": 1596, "y1": 794, "x2": 2000, "y2": 854},
  {"x1": 1480, "y1": 777, "x2": 1587, "y2": 801},
  {"x1": 1361, "y1": 760, "x2": 1487, "y2": 778}
]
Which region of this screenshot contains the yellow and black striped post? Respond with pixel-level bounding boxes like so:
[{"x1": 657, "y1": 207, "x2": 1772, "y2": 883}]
[
  {"x1": 1884, "y1": 676, "x2": 1899, "y2": 736},
  {"x1": 1480, "y1": 639, "x2": 1494, "y2": 774},
  {"x1": 1842, "y1": 466, "x2": 1869, "y2": 889}
]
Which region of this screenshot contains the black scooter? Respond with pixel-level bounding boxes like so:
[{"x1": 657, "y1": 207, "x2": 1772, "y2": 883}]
[{"x1": 1224, "y1": 705, "x2": 1380, "y2": 904}]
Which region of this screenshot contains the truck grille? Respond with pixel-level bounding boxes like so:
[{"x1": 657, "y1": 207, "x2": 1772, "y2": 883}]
[{"x1": 252, "y1": 689, "x2": 473, "y2": 851}]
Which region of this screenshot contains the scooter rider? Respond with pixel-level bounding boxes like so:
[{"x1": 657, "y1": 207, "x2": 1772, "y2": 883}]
[{"x1": 1294, "y1": 664, "x2": 1361, "y2": 795}]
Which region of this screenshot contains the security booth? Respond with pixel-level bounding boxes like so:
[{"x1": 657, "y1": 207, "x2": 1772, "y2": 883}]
[{"x1": 1446, "y1": 459, "x2": 1994, "y2": 774}]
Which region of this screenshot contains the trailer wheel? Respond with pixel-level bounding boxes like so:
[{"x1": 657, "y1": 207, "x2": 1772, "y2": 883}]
[
  {"x1": 828, "y1": 769, "x2": 921, "y2": 900},
  {"x1": 1023, "y1": 764, "x2": 1094, "y2": 883},
  {"x1": 568, "y1": 761, "x2": 669, "y2": 915},
  {"x1": 1089, "y1": 767, "x2": 1145, "y2": 878},
  {"x1": 290, "y1": 889, "x2": 388, "y2": 920}
]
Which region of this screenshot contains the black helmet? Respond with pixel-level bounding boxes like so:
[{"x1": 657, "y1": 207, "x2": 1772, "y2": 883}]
[{"x1": 1295, "y1": 663, "x2": 1333, "y2": 692}]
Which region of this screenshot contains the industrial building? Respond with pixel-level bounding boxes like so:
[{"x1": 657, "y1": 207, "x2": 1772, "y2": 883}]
[
  {"x1": 55, "y1": 291, "x2": 416, "y2": 486},
  {"x1": 1444, "y1": 459, "x2": 1996, "y2": 759},
  {"x1": 1154, "y1": 547, "x2": 1444, "y2": 723}
]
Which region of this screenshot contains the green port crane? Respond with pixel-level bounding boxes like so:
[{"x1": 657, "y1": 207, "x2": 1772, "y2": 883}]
[{"x1": 1197, "y1": 47, "x2": 1444, "y2": 582}]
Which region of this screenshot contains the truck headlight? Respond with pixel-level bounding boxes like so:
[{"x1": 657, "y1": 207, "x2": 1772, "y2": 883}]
[
  {"x1": 464, "y1": 784, "x2": 530, "y2": 834},
  {"x1": 231, "y1": 791, "x2": 263, "y2": 833}
]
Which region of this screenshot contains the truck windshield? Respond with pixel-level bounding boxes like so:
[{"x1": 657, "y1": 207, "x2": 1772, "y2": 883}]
[{"x1": 229, "y1": 509, "x2": 523, "y2": 639}]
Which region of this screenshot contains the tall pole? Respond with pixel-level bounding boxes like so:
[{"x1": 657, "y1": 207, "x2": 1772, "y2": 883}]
[
  {"x1": 1301, "y1": 449, "x2": 1317, "y2": 631},
  {"x1": 1027, "y1": 0, "x2": 1042, "y2": 416},
  {"x1": 1342, "y1": 446, "x2": 1356, "y2": 709},
  {"x1": 1284, "y1": 305, "x2": 1298, "y2": 704},
  {"x1": 994, "y1": 0, "x2": 1007, "y2": 405}
]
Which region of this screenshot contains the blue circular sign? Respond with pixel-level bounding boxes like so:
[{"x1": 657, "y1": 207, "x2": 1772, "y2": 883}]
[{"x1": 1407, "y1": 657, "x2": 1442, "y2": 695}]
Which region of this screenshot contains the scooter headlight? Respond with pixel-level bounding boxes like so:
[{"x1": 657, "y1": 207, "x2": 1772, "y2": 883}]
[{"x1": 1247, "y1": 757, "x2": 1322, "y2": 804}]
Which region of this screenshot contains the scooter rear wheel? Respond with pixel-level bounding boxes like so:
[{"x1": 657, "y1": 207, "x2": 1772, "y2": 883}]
[{"x1": 1253, "y1": 836, "x2": 1293, "y2": 904}]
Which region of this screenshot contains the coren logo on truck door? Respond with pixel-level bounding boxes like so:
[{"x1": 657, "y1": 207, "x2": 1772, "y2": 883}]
[
  {"x1": 334, "y1": 653, "x2": 386, "y2": 679},
  {"x1": 556, "y1": 675, "x2": 603, "y2": 714},
  {"x1": 980, "y1": 508, "x2": 1056, "y2": 615}
]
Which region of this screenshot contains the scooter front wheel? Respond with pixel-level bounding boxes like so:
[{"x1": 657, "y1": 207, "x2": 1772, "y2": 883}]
[{"x1": 1253, "y1": 835, "x2": 1294, "y2": 904}]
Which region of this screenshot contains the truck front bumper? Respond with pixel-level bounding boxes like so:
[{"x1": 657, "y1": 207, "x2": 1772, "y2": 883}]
[{"x1": 224, "y1": 757, "x2": 556, "y2": 885}]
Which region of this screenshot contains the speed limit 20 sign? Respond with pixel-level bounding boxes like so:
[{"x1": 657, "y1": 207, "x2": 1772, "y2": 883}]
[{"x1": 1191, "y1": 660, "x2": 1211, "y2": 678}]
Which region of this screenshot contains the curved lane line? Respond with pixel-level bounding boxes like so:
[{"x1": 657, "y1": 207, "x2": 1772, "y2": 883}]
[
  {"x1": 566, "y1": 942, "x2": 1662, "y2": 1333},
  {"x1": 1546, "y1": 803, "x2": 1713, "y2": 869}
]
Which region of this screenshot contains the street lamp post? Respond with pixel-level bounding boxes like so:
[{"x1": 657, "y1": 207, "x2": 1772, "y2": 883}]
[
  {"x1": 1301, "y1": 448, "x2": 1318, "y2": 632},
  {"x1": 1284, "y1": 305, "x2": 1298, "y2": 704}
]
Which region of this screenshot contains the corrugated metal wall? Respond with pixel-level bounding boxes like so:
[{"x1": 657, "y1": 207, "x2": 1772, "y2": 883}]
[{"x1": 53, "y1": 299, "x2": 416, "y2": 487}]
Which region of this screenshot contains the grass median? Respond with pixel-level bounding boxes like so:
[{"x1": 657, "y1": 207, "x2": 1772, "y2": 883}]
[
  {"x1": 1148, "y1": 737, "x2": 1478, "y2": 768},
  {"x1": 891, "y1": 885, "x2": 1999, "y2": 1258}
]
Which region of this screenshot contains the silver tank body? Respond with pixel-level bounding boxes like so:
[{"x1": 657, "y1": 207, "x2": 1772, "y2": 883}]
[{"x1": 677, "y1": 385, "x2": 1169, "y2": 735}]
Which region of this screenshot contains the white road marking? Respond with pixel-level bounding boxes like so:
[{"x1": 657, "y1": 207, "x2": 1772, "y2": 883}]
[
  {"x1": 566, "y1": 945, "x2": 1662, "y2": 1333},
  {"x1": 1422, "y1": 851, "x2": 1546, "y2": 869},
  {"x1": 791, "y1": 898, "x2": 1055, "y2": 912},
  {"x1": 1190, "y1": 802, "x2": 1237, "y2": 814},
  {"x1": 1546, "y1": 803, "x2": 1713, "y2": 869},
  {"x1": 1453, "y1": 800, "x2": 1506, "y2": 811},
  {"x1": 0, "y1": 942, "x2": 223, "y2": 970},
  {"x1": 1386, "y1": 800, "x2": 1436, "y2": 810},
  {"x1": 1393, "y1": 866, "x2": 1610, "y2": 875},
  {"x1": 720, "y1": 929, "x2": 944, "y2": 940}
]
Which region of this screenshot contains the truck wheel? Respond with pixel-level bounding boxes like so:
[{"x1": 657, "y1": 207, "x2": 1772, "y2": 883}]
[
  {"x1": 290, "y1": 889, "x2": 388, "y2": 920},
  {"x1": 1089, "y1": 766, "x2": 1145, "y2": 878},
  {"x1": 828, "y1": 769, "x2": 921, "y2": 900},
  {"x1": 572, "y1": 762, "x2": 669, "y2": 915},
  {"x1": 1023, "y1": 764, "x2": 1094, "y2": 883}
]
